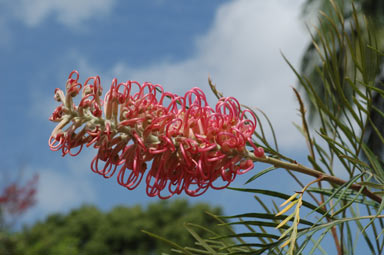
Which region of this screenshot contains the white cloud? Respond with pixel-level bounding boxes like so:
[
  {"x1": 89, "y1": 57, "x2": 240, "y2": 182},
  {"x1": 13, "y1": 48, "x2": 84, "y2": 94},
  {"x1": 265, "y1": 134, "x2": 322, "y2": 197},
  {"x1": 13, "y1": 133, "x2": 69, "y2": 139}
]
[
  {"x1": 2, "y1": 0, "x2": 116, "y2": 28},
  {"x1": 80, "y1": 0, "x2": 309, "y2": 151},
  {"x1": 38, "y1": 169, "x2": 94, "y2": 211},
  {"x1": 21, "y1": 165, "x2": 96, "y2": 224},
  {"x1": 30, "y1": 0, "x2": 311, "y2": 219}
]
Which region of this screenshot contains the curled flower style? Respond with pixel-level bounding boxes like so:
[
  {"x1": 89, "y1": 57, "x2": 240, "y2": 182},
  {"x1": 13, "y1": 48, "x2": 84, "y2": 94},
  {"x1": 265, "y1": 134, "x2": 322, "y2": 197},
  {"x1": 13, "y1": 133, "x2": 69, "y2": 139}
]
[{"x1": 49, "y1": 71, "x2": 264, "y2": 198}]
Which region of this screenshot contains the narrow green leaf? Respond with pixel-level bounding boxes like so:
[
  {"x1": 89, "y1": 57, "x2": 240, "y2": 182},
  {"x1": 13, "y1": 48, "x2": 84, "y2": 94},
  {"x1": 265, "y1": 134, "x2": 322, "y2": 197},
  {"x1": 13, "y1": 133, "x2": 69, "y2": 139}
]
[
  {"x1": 205, "y1": 211, "x2": 250, "y2": 249},
  {"x1": 276, "y1": 227, "x2": 294, "y2": 245},
  {"x1": 308, "y1": 187, "x2": 378, "y2": 207},
  {"x1": 309, "y1": 226, "x2": 334, "y2": 255},
  {"x1": 339, "y1": 154, "x2": 370, "y2": 168},
  {"x1": 142, "y1": 230, "x2": 194, "y2": 255},
  {"x1": 332, "y1": 185, "x2": 366, "y2": 216},
  {"x1": 228, "y1": 187, "x2": 331, "y2": 218},
  {"x1": 244, "y1": 166, "x2": 277, "y2": 184},
  {"x1": 358, "y1": 182, "x2": 384, "y2": 190},
  {"x1": 213, "y1": 232, "x2": 281, "y2": 240},
  {"x1": 222, "y1": 213, "x2": 315, "y2": 226},
  {"x1": 184, "y1": 247, "x2": 216, "y2": 254},
  {"x1": 307, "y1": 172, "x2": 366, "y2": 222},
  {"x1": 362, "y1": 198, "x2": 384, "y2": 234},
  {"x1": 349, "y1": 206, "x2": 377, "y2": 253},
  {"x1": 222, "y1": 220, "x2": 289, "y2": 229},
  {"x1": 184, "y1": 224, "x2": 217, "y2": 254},
  {"x1": 361, "y1": 144, "x2": 384, "y2": 181}
]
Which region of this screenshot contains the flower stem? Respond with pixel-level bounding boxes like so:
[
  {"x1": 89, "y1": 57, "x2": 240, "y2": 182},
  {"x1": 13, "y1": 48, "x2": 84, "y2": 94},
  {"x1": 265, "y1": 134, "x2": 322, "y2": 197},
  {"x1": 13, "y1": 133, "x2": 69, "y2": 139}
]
[{"x1": 246, "y1": 151, "x2": 382, "y2": 204}]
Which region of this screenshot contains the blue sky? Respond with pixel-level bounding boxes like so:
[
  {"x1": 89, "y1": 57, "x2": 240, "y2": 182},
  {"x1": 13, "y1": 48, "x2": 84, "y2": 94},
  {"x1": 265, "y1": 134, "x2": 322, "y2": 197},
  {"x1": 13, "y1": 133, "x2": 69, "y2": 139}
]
[{"x1": 0, "y1": 0, "x2": 314, "y2": 230}]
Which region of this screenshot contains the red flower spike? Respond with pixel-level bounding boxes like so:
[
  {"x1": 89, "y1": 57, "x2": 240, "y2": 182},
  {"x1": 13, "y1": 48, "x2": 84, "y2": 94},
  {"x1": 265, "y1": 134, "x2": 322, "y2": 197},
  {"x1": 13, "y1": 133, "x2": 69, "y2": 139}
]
[{"x1": 48, "y1": 70, "x2": 264, "y2": 199}]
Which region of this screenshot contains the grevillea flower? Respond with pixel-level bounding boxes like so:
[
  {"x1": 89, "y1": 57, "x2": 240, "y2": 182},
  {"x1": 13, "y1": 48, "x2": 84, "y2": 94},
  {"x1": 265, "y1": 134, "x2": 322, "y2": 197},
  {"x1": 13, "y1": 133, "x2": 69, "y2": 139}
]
[{"x1": 49, "y1": 71, "x2": 264, "y2": 199}]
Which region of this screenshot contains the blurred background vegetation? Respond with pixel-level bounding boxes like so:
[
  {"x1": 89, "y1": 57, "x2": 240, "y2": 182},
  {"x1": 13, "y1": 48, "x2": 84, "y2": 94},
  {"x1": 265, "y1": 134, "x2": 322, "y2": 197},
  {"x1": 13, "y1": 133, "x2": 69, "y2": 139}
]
[{"x1": 0, "y1": 199, "x2": 229, "y2": 255}]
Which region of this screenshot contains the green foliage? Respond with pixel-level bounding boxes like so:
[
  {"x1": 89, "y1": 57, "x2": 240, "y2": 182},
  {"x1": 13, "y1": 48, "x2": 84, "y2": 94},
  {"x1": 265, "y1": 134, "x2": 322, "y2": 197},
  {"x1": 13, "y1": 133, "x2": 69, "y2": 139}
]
[
  {"x1": 9, "y1": 200, "x2": 229, "y2": 255},
  {"x1": 151, "y1": 1, "x2": 384, "y2": 254},
  {"x1": 0, "y1": 232, "x2": 19, "y2": 255},
  {"x1": 301, "y1": 0, "x2": 384, "y2": 164}
]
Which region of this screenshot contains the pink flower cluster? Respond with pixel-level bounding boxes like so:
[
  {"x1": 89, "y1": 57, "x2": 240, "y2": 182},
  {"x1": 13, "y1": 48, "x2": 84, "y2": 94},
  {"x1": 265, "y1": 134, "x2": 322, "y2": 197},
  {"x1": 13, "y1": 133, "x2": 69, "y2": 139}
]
[{"x1": 49, "y1": 71, "x2": 264, "y2": 198}]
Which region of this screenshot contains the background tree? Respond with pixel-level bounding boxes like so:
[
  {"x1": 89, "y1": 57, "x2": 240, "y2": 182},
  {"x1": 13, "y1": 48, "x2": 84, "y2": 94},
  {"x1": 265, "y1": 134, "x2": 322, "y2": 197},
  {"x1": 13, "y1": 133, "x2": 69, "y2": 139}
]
[
  {"x1": 12, "y1": 199, "x2": 230, "y2": 255},
  {"x1": 0, "y1": 175, "x2": 38, "y2": 229},
  {"x1": 0, "y1": 174, "x2": 38, "y2": 255}
]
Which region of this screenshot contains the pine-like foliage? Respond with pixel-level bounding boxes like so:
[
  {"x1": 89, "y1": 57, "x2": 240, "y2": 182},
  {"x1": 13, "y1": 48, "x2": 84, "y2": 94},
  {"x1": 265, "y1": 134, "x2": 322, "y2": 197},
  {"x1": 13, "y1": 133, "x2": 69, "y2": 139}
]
[{"x1": 152, "y1": 1, "x2": 384, "y2": 254}]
